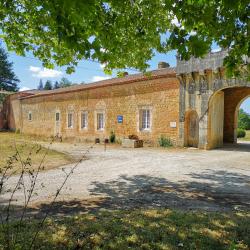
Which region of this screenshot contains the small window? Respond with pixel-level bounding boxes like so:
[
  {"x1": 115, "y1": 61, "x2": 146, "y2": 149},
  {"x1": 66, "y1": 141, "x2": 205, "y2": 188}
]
[
  {"x1": 28, "y1": 111, "x2": 32, "y2": 121},
  {"x1": 67, "y1": 113, "x2": 73, "y2": 128},
  {"x1": 81, "y1": 111, "x2": 88, "y2": 129},
  {"x1": 55, "y1": 112, "x2": 60, "y2": 121},
  {"x1": 97, "y1": 112, "x2": 104, "y2": 130},
  {"x1": 140, "y1": 109, "x2": 151, "y2": 130}
]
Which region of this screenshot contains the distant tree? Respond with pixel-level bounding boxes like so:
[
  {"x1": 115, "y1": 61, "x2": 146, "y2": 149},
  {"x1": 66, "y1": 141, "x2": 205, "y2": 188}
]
[
  {"x1": 53, "y1": 81, "x2": 60, "y2": 89},
  {"x1": 59, "y1": 77, "x2": 72, "y2": 88},
  {"x1": 238, "y1": 109, "x2": 250, "y2": 130},
  {"x1": 0, "y1": 46, "x2": 19, "y2": 92},
  {"x1": 44, "y1": 80, "x2": 52, "y2": 90},
  {"x1": 37, "y1": 79, "x2": 43, "y2": 90}
]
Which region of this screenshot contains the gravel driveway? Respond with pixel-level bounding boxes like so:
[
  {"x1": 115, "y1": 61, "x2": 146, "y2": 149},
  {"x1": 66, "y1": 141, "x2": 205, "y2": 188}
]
[{"x1": 1, "y1": 141, "x2": 250, "y2": 215}]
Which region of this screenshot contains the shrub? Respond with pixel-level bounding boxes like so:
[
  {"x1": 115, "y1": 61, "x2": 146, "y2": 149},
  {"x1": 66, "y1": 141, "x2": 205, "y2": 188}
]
[
  {"x1": 109, "y1": 131, "x2": 116, "y2": 143},
  {"x1": 238, "y1": 108, "x2": 250, "y2": 130},
  {"x1": 237, "y1": 128, "x2": 246, "y2": 138},
  {"x1": 158, "y1": 135, "x2": 173, "y2": 147}
]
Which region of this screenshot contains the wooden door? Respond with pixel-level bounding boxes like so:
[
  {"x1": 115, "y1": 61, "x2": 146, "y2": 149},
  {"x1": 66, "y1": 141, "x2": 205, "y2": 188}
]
[{"x1": 187, "y1": 111, "x2": 199, "y2": 147}]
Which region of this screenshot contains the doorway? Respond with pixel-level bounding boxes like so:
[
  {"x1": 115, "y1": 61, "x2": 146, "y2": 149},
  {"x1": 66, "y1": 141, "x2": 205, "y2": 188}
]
[{"x1": 185, "y1": 110, "x2": 199, "y2": 147}]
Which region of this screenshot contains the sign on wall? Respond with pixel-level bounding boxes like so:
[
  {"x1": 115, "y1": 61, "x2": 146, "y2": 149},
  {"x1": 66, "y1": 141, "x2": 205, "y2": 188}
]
[
  {"x1": 170, "y1": 121, "x2": 177, "y2": 128},
  {"x1": 117, "y1": 115, "x2": 123, "y2": 123}
]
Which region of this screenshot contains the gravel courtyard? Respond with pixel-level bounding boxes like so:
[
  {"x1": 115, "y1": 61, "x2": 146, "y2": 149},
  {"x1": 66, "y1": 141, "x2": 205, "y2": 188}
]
[{"x1": 1, "y1": 141, "x2": 250, "y2": 215}]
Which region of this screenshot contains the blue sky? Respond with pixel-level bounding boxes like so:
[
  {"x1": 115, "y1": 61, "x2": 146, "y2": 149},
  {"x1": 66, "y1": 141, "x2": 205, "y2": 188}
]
[{"x1": 3, "y1": 42, "x2": 250, "y2": 114}]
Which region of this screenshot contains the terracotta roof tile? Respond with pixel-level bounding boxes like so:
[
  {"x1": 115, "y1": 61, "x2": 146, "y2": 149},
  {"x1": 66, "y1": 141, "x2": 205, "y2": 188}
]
[{"x1": 19, "y1": 67, "x2": 176, "y2": 100}]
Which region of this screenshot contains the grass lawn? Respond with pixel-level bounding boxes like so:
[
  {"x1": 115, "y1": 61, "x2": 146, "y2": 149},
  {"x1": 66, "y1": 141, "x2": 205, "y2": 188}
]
[
  {"x1": 242, "y1": 130, "x2": 250, "y2": 141},
  {"x1": 0, "y1": 132, "x2": 74, "y2": 174},
  {"x1": 0, "y1": 209, "x2": 249, "y2": 249}
]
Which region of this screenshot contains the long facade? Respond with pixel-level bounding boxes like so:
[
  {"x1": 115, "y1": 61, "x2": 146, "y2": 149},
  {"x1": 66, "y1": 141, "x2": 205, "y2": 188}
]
[
  {"x1": 1, "y1": 51, "x2": 249, "y2": 149},
  {"x1": 3, "y1": 68, "x2": 181, "y2": 146}
]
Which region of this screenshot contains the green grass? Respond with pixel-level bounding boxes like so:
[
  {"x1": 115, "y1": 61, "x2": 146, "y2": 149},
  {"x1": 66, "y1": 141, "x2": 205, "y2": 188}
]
[
  {"x1": 0, "y1": 209, "x2": 249, "y2": 249},
  {"x1": 241, "y1": 130, "x2": 250, "y2": 141},
  {"x1": 0, "y1": 132, "x2": 74, "y2": 174}
]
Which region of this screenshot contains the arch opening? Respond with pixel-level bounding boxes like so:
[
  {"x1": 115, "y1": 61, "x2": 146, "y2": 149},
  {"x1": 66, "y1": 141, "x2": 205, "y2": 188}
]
[
  {"x1": 208, "y1": 86, "x2": 250, "y2": 149},
  {"x1": 236, "y1": 96, "x2": 250, "y2": 143}
]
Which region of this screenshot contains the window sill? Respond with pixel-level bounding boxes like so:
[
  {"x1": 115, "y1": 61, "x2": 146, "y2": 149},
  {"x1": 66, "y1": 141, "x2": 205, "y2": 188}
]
[
  {"x1": 80, "y1": 128, "x2": 88, "y2": 131},
  {"x1": 96, "y1": 129, "x2": 104, "y2": 132},
  {"x1": 140, "y1": 129, "x2": 151, "y2": 133}
]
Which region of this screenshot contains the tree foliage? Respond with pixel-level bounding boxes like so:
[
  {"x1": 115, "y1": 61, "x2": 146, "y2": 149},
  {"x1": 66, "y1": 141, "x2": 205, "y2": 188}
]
[
  {"x1": 0, "y1": 1, "x2": 249, "y2": 75},
  {"x1": 0, "y1": 46, "x2": 19, "y2": 91},
  {"x1": 59, "y1": 77, "x2": 72, "y2": 88},
  {"x1": 238, "y1": 108, "x2": 250, "y2": 130},
  {"x1": 37, "y1": 79, "x2": 44, "y2": 90},
  {"x1": 44, "y1": 80, "x2": 53, "y2": 90},
  {"x1": 53, "y1": 81, "x2": 60, "y2": 89}
]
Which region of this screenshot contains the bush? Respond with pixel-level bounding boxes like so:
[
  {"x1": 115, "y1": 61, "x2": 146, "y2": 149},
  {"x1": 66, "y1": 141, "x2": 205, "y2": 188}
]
[
  {"x1": 109, "y1": 131, "x2": 116, "y2": 143},
  {"x1": 158, "y1": 135, "x2": 173, "y2": 147},
  {"x1": 237, "y1": 128, "x2": 246, "y2": 138},
  {"x1": 238, "y1": 109, "x2": 250, "y2": 130}
]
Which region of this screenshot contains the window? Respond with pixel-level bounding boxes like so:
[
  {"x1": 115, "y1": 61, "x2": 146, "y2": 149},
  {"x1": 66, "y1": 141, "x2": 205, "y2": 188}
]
[
  {"x1": 67, "y1": 113, "x2": 73, "y2": 128},
  {"x1": 140, "y1": 109, "x2": 151, "y2": 130},
  {"x1": 28, "y1": 111, "x2": 32, "y2": 121},
  {"x1": 97, "y1": 112, "x2": 104, "y2": 130},
  {"x1": 55, "y1": 112, "x2": 60, "y2": 121},
  {"x1": 81, "y1": 111, "x2": 88, "y2": 129}
]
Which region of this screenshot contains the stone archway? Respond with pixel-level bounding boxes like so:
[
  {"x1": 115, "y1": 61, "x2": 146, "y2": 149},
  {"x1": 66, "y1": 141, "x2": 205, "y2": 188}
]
[
  {"x1": 184, "y1": 110, "x2": 199, "y2": 147},
  {"x1": 223, "y1": 87, "x2": 250, "y2": 143},
  {"x1": 176, "y1": 50, "x2": 249, "y2": 149}
]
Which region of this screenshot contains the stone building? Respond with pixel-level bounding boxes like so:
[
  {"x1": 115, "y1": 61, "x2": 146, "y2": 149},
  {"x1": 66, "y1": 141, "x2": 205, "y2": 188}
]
[{"x1": 1, "y1": 51, "x2": 249, "y2": 149}]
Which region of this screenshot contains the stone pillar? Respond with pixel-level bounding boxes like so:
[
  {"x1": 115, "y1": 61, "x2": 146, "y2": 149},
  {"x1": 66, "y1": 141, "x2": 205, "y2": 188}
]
[{"x1": 177, "y1": 74, "x2": 186, "y2": 147}]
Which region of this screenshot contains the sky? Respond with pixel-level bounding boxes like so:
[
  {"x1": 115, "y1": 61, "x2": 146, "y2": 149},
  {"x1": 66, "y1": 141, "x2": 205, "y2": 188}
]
[{"x1": 2, "y1": 42, "x2": 250, "y2": 114}]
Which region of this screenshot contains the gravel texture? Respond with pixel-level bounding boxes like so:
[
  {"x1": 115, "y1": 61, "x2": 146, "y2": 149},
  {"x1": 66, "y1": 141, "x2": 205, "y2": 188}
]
[{"x1": 1, "y1": 141, "x2": 250, "y2": 215}]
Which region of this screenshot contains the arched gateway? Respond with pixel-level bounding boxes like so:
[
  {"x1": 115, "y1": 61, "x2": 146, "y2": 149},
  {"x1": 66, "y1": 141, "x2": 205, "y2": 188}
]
[{"x1": 177, "y1": 50, "x2": 249, "y2": 149}]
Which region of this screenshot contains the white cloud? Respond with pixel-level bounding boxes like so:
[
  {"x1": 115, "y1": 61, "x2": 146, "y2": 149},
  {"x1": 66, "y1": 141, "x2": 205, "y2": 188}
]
[
  {"x1": 189, "y1": 31, "x2": 197, "y2": 36},
  {"x1": 100, "y1": 62, "x2": 110, "y2": 70},
  {"x1": 171, "y1": 16, "x2": 181, "y2": 27},
  {"x1": 19, "y1": 86, "x2": 30, "y2": 92},
  {"x1": 29, "y1": 66, "x2": 63, "y2": 78},
  {"x1": 211, "y1": 48, "x2": 221, "y2": 53},
  {"x1": 91, "y1": 76, "x2": 111, "y2": 82},
  {"x1": 29, "y1": 66, "x2": 40, "y2": 73},
  {"x1": 100, "y1": 63, "x2": 106, "y2": 69}
]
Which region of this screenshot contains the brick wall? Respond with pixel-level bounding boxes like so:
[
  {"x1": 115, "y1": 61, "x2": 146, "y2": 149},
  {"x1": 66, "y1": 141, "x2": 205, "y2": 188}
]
[{"x1": 19, "y1": 76, "x2": 180, "y2": 145}]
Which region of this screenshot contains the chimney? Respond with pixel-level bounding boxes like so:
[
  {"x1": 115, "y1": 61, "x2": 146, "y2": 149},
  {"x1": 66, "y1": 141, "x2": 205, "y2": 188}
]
[{"x1": 158, "y1": 62, "x2": 170, "y2": 69}]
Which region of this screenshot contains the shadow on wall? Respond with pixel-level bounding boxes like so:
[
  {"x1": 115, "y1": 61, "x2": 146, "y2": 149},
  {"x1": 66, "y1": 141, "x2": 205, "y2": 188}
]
[{"x1": 1, "y1": 169, "x2": 249, "y2": 219}]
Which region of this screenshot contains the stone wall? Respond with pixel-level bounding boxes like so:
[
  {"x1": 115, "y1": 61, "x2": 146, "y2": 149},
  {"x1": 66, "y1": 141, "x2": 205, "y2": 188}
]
[
  {"x1": 17, "y1": 76, "x2": 180, "y2": 145},
  {"x1": 207, "y1": 91, "x2": 224, "y2": 148}
]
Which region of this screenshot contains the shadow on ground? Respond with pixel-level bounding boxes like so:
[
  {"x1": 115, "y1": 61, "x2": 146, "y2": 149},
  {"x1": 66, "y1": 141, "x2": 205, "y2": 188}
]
[
  {"x1": 1, "y1": 169, "x2": 249, "y2": 219},
  {"x1": 217, "y1": 142, "x2": 250, "y2": 152}
]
